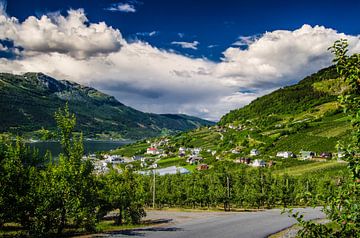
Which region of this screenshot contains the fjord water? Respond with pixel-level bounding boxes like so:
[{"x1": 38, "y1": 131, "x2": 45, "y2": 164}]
[{"x1": 28, "y1": 140, "x2": 130, "y2": 157}]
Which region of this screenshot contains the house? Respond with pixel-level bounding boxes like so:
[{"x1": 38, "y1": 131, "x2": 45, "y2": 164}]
[
  {"x1": 228, "y1": 124, "x2": 236, "y2": 129},
  {"x1": 196, "y1": 164, "x2": 209, "y2": 171},
  {"x1": 187, "y1": 156, "x2": 203, "y2": 165},
  {"x1": 276, "y1": 151, "x2": 295, "y2": 159},
  {"x1": 320, "y1": 152, "x2": 332, "y2": 159},
  {"x1": 146, "y1": 147, "x2": 159, "y2": 155},
  {"x1": 179, "y1": 147, "x2": 186, "y2": 156},
  {"x1": 252, "y1": 159, "x2": 266, "y2": 167},
  {"x1": 104, "y1": 155, "x2": 124, "y2": 164},
  {"x1": 211, "y1": 151, "x2": 217, "y2": 156},
  {"x1": 231, "y1": 149, "x2": 240, "y2": 154},
  {"x1": 132, "y1": 155, "x2": 144, "y2": 161},
  {"x1": 337, "y1": 151, "x2": 346, "y2": 159},
  {"x1": 250, "y1": 149, "x2": 260, "y2": 156},
  {"x1": 191, "y1": 148, "x2": 202, "y2": 155},
  {"x1": 235, "y1": 157, "x2": 251, "y2": 164},
  {"x1": 300, "y1": 151, "x2": 316, "y2": 159}
]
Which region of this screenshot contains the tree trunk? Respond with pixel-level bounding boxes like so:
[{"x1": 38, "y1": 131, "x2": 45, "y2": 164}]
[
  {"x1": 58, "y1": 207, "x2": 66, "y2": 235},
  {"x1": 115, "y1": 208, "x2": 122, "y2": 225}
]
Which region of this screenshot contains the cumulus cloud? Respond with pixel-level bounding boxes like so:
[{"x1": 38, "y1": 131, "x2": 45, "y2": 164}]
[
  {"x1": 171, "y1": 40, "x2": 199, "y2": 50},
  {"x1": 215, "y1": 24, "x2": 360, "y2": 89},
  {"x1": 105, "y1": 2, "x2": 136, "y2": 13},
  {"x1": 0, "y1": 8, "x2": 360, "y2": 121},
  {"x1": 0, "y1": 9, "x2": 124, "y2": 59}
]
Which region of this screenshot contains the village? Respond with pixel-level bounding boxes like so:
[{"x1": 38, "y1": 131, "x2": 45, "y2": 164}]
[{"x1": 88, "y1": 123, "x2": 346, "y2": 175}]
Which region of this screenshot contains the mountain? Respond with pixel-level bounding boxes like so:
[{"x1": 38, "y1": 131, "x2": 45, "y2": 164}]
[
  {"x1": 126, "y1": 66, "x2": 351, "y2": 158},
  {"x1": 220, "y1": 66, "x2": 339, "y2": 125},
  {"x1": 0, "y1": 72, "x2": 214, "y2": 139}
]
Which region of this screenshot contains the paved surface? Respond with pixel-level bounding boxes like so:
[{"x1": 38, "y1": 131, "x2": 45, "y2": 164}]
[{"x1": 95, "y1": 207, "x2": 324, "y2": 238}]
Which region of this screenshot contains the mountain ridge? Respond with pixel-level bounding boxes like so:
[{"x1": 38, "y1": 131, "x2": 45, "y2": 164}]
[{"x1": 0, "y1": 72, "x2": 214, "y2": 139}]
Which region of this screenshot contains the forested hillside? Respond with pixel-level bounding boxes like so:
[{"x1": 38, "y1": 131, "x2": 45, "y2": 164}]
[{"x1": 0, "y1": 72, "x2": 214, "y2": 139}]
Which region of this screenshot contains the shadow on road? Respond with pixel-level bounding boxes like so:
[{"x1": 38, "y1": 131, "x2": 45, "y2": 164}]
[{"x1": 105, "y1": 226, "x2": 183, "y2": 237}]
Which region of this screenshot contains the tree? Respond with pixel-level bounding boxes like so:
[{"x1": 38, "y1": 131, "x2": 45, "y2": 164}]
[
  {"x1": 100, "y1": 168, "x2": 146, "y2": 225},
  {"x1": 294, "y1": 39, "x2": 360, "y2": 237},
  {"x1": 30, "y1": 104, "x2": 98, "y2": 235}
]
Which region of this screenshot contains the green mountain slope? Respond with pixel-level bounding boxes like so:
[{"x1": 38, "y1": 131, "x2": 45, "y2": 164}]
[
  {"x1": 0, "y1": 72, "x2": 214, "y2": 139},
  {"x1": 114, "y1": 66, "x2": 351, "y2": 169},
  {"x1": 220, "y1": 66, "x2": 339, "y2": 125}
]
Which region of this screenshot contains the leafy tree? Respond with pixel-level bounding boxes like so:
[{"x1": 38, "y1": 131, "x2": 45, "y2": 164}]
[
  {"x1": 100, "y1": 168, "x2": 146, "y2": 225},
  {"x1": 30, "y1": 104, "x2": 98, "y2": 235},
  {"x1": 294, "y1": 39, "x2": 360, "y2": 237}
]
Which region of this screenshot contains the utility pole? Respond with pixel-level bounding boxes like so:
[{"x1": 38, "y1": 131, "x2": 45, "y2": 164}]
[
  {"x1": 227, "y1": 176, "x2": 230, "y2": 198},
  {"x1": 225, "y1": 176, "x2": 230, "y2": 211},
  {"x1": 152, "y1": 171, "x2": 156, "y2": 209}
]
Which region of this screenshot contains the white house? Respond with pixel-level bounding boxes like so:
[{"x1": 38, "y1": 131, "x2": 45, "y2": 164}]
[
  {"x1": 252, "y1": 159, "x2": 266, "y2": 167},
  {"x1": 276, "y1": 151, "x2": 295, "y2": 158},
  {"x1": 250, "y1": 149, "x2": 260, "y2": 156},
  {"x1": 187, "y1": 156, "x2": 203, "y2": 165},
  {"x1": 179, "y1": 147, "x2": 186, "y2": 156},
  {"x1": 191, "y1": 148, "x2": 202, "y2": 155},
  {"x1": 231, "y1": 149, "x2": 240, "y2": 154},
  {"x1": 300, "y1": 151, "x2": 316, "y2": 160},
  {"x1": 104, "y1": 155, "x2": 124, "y2": 164}
]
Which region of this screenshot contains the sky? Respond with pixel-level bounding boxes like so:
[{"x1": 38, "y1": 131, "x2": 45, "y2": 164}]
[{"x1": 0, "y1": 0, "x2": 360, "y2": 121}]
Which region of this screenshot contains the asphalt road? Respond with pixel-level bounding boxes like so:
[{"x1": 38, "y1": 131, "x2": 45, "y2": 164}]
[{"x1": 96, "y1": 207, "x2": 324, "y2": 238}]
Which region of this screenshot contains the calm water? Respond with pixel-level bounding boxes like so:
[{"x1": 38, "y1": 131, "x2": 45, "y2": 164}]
[{"x1": 28, "y1": 140, "x2": 131, "y2": 157}]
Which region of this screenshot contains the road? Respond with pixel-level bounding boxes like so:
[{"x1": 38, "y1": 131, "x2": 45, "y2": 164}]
[{"x1": 95, "y1": 207, "x2": 324, "y2": 238}]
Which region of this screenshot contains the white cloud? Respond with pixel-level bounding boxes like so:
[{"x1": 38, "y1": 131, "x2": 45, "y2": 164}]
[
  {"x1": 136, "y1": 31, "x2": 158, "y2": 37},
  {"x1": 0, "y1": 9, "x2": 123, "y2": 59},
  {"x1": 105, "y1": 3, "x2": 136, "y2": 13},
  {"x1": 208, "y1": 44, "x2": 218, "y2": 48},
  {"x1": 215, "y1": 24, "x2": 360, "y2": 89},
  {"x1": 171, "y1": 40, "x2": 199, "y2": 50},
  {"x1": 232, "y1": 35, "x2": 259, "y2": 46},
  {"x1": 0, "y1": 8, "x2": 360, "y2": 121}
]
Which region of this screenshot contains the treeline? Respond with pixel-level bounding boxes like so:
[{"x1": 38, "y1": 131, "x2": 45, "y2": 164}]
[{"x1": 142, "y1": 167, "x2": 348, "y2": 209}]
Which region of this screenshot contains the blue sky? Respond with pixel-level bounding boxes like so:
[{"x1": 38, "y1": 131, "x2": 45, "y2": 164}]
[
  {"x1": 0, "y1": 0, "x2": 360, "y2": 120},
  {"x1": 6, "y1": 0, "x2": 360, "y2": 61}
]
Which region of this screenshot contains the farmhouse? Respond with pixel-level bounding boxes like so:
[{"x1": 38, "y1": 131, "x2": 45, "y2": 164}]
[
  {"x1": 300, "y1": 151, "x2": 316, "y2": 159},
  {"x1": 250, "y1": 149, "x2": 260, "y2": 156},
  {"x1": 187, "y1": 156, "x2": 203, "y2": 165},
  {"x1": 276, "y1": 151, "x2": 295, "y2": 158},
  {"x1": 252, "y1": 159, "x2": 266, "y2": 167},
  {"x1": 196, "y1": 164, "x2": 209, "y2": 171}
]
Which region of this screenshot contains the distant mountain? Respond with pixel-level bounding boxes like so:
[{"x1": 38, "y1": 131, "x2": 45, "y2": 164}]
[{"x1": 0, "y1": 72, "x2": 214, "y2": 139}]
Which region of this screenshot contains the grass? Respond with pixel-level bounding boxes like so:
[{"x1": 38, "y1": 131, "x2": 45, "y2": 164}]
[
  {"x1": 273, "y1": 160, "x2": 346, "y2": 176},
  {"x1": 96, "y1": 220, "x2": 147, "y2": 232},
  {"x1": 157, "y1": 157, "x2": 185, "y2": 167}
]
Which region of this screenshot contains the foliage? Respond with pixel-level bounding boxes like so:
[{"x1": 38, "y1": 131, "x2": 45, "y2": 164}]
[
  {"x1": 0, "y1": 105, "x2": 147, "y2": 237},
  {"x1": 294, "y1": 39, "x2": 360, "y2": 237},
  {"x1": 99, "y1": 169, "x2": 146, "y2": 225}
]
